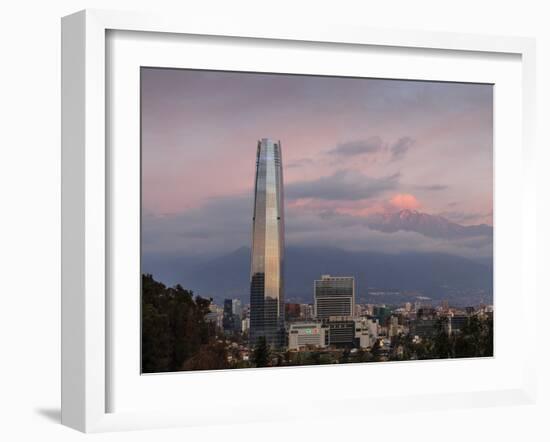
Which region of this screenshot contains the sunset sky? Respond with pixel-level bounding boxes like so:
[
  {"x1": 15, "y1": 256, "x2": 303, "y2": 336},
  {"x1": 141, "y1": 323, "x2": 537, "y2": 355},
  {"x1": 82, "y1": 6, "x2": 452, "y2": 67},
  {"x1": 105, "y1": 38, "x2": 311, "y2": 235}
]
[{"x1": 141, "y1": 68, "x2": 493, "y2": 262}]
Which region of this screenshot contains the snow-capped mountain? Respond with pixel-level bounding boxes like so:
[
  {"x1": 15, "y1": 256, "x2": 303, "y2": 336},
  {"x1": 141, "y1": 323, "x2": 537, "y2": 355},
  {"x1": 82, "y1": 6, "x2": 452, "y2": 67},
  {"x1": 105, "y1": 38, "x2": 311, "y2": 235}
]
[{"x1": 366, "y1": 209, "x2": 492, "y2": 240}]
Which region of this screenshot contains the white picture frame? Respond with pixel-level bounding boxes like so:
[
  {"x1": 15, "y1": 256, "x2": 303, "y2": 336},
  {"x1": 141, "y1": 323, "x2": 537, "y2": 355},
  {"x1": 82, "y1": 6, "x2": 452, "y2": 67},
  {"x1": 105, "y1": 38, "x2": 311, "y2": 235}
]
[{"x1": 61, "y1": 9, "x2": 537, "y2": 433}]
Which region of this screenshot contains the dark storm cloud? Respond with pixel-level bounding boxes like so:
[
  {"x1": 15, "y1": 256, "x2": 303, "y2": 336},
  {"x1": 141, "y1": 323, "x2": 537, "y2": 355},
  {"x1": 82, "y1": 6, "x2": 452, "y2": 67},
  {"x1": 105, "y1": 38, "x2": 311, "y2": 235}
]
[
  {"x1": 327, "y1": 137, "x2": 385, "y2": 157},
  {"x1": 286, "y1": 170, "x2": 400, "y2": 201},
  {"x1": 390, "y1": 136, "x2": 415, "y2": 161}
]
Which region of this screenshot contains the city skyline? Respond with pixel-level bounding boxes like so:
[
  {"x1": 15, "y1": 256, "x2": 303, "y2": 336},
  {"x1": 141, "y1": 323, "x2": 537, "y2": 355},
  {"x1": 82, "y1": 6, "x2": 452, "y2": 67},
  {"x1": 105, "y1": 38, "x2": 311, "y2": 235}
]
[
  {"x1": 141, "y1": 68, "x2": 493, "y2": 272},
  {"x1": 140, "y1": 68, "x2": 494, "y2": 372}
]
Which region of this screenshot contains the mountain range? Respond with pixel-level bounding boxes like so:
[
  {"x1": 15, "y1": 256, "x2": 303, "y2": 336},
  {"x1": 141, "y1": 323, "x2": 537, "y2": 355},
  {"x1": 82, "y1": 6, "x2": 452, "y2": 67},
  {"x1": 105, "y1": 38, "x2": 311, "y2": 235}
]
[
  {"x1": 142, "y1": 209, "x2": 493, "y2": 306},
  {"x1": 366, "y1": 209, "x2": 492, "y2": 240},
  {"x1": 143, "y1": 246, "x2": 492, "y2": 307}
]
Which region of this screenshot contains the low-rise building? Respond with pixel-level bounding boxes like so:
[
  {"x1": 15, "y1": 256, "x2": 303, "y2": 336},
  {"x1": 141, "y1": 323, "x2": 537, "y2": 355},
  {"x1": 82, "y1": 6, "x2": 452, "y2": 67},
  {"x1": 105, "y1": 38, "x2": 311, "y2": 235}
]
[
  {"x1": 449, "y1": 314, "x2": 468, "y2": 333},
  {"x1": 327, "y1": 317, "x2": 355, "y2": 347},
  {"x1": 299, "y1": 303, "x2": 315, "y2": 320},
  {"x1": 388, "y1": 315, "x2": 401, "y2": 338},
  {"x1": 285, "y1": 303, "x2": 301, "y2": 321},
  {"x1": 241, "y1": 317, "x2": 250, "y2": 334},
  {"x1": 411, "y1": 317, "x2": 439, "y2": 338},
  {"x1": 205, "y1": 304, "x2": 224, "y2": 328},
  {"x1": 288, "y1": 321, "x2": 328, "y2": 350},
  {"x1": 325, "y1": 316, "x2": 379, "y2": 349}
]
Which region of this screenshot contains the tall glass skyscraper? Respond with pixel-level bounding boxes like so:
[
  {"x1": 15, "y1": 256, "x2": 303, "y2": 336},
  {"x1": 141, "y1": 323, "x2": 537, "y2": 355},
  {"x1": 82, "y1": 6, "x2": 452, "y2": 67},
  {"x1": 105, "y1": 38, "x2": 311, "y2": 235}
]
[{"x1": 249, "y1": 138, "x2": 285, "y2": 348}]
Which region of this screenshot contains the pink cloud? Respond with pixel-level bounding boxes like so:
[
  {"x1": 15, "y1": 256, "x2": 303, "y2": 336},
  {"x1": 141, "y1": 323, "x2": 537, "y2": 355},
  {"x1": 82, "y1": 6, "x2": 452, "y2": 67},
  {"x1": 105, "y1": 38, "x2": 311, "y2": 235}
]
[
  {"x1": 389, "y1": 193, "x2": 421, "y2": 210},
  {"x1": 288, "y1": 198, "x2": 390, "y2": 218}
]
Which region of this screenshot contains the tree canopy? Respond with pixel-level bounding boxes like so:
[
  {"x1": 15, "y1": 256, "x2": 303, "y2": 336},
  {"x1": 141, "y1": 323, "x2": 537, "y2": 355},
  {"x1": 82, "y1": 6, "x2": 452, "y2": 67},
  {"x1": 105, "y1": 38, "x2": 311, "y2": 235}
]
[
  {"x1": 252, "y1": 336, "x2": 270, "y2": 368},
  {"x1": 141, "y1": 273, "x2": 221, "y2": 373}
]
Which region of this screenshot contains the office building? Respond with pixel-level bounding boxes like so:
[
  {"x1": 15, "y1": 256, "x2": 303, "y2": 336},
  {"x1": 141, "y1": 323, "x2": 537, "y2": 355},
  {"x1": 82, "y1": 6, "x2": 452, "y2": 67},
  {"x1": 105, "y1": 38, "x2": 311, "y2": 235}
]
[
  {"x1": 249, "y1": 138, "x2": 285, "y2": 348},
  {"x1": 314, "y1": 275, "x2": 355, "y2": 319},
  {"x1": 232, "y1": 299, "x2": 243, "y2": 317},
  {"x1": 373, "y1": 305, "x2": 392, "y2": 325},
  {"x1": 327, "y1": 317, "x2": 356, "y2": 347},
  {"x1": 324, "y1": 316, "x2": 378, "y2": 348},
  {"x1": 223, "y1": 298, "x2": 235, "y2": 334},
  {"x1": 411, "y1": 317, "x2": 438, "y2": 339},
  {"x1": 205, "y1": 303, "x2": 223, "y2": 328},
  {"x1": 448, "y1": 314, "x2": 469, "y2": 334},
  {"x1": 388, "y1": 315, "x2": 400, "y2": 338},
  {"x1": 300, "y1": 303, "x2": 314, "y2": 320},
  {"x1": 242, "y1": 317, "x2": 250, "y2": 334},
  {"x1": 354, "y1": 317, "x2": 379, "y2": 349}
]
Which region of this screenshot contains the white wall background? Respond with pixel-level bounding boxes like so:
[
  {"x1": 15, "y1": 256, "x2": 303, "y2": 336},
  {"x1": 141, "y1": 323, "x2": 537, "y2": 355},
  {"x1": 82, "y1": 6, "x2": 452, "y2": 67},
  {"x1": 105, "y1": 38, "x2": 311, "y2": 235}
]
[{"x1": 0, "y1": 0, "x2": 548, "y2": 440}]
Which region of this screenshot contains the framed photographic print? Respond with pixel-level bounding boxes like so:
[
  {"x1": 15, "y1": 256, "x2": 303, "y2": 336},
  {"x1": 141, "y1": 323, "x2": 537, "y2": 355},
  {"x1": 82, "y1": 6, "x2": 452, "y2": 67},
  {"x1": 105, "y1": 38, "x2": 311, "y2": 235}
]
[{"x1": 61, "y1": 9, "x2": 537, "y2": 432}]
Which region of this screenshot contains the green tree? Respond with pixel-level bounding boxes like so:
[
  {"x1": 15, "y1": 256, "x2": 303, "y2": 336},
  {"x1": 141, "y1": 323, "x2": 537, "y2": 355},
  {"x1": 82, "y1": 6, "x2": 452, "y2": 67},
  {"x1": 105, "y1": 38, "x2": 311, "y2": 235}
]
[
  {"x1": 284, "y1": 350, "x2": 292, "y2": 364},
  {"x1": 483, "y1": 317, "x2": 494, "y2": 357},
  {"x1": 371, "y1": 339, "x2": 383, "y2": 362},
  {"x1": 252, "y1": 336, "x2": 270, "y2": 368},
  {"x1": 307, "y1": 351, "x2": 322, "y2": 365},
  {"x1": 182, "y1": 342, "x2": 229, "y2": 371},
  {"x1": 433, "y1": 317, "x2": 453, "y2": 359},
  {"x1": 340, "y1": 348, "x2": 351, "y2": 364},
  {"x1": 141, "y1": 303, "x2": 171, "y2": 372},
  {"x1": 454, "y1": 315, "x2": 491, "y2": 358},
  {"x1": 355, "y1": 348, "x2": 374, "y2": 363},
  {"x1": 141, "y1": 273, "x2": 214, "y2": 373}
]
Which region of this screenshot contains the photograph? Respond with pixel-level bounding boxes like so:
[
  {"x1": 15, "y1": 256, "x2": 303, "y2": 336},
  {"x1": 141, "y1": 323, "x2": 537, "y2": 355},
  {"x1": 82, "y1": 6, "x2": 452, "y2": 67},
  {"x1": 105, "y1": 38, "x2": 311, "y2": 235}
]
[{"x1": 140, "y1": 68, "x2": 494, "y2": 373}]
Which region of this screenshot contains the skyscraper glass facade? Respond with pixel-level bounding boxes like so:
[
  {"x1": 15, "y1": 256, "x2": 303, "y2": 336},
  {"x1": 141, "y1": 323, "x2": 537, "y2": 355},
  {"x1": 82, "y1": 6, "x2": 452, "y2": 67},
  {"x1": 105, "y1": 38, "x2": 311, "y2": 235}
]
[
  {"x1": 314, "y1": 275, "x2": 355, "y2": 319},
  {"x1": 249, "y1": 138, "x2": 285, "y2": 348}
]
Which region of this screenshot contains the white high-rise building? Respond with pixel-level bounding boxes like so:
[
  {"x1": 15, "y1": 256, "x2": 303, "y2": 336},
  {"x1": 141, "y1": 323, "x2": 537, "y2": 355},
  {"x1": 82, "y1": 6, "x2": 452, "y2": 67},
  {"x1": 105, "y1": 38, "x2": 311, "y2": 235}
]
[{"x1": 232, "y1": 299, "x2": 242, "y2": 317}]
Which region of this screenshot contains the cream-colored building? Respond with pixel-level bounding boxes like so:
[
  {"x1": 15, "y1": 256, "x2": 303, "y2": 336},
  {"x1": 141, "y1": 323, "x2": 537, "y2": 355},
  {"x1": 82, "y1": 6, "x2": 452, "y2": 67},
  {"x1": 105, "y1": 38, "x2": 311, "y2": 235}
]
[{"x1": 288, "y1": 322, "x2": 327, "y2": 350}]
